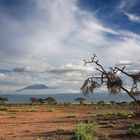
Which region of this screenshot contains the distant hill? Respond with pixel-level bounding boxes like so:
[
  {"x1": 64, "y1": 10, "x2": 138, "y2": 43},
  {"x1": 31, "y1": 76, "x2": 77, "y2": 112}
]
[{"x1": 16, "y1": 84, "x2": 50, "y2": 92}]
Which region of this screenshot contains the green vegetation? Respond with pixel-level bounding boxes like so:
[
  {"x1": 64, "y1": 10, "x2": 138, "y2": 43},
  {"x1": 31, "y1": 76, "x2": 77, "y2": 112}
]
[
  {"x1": 109, "y1": 122, "x2": 116, "y2": 128},
  {"x1": 45, "y1": 97, "x2": 57, "y2": 105},
  {"x1": 101, "y1": 111, "x2": 133, "y2": 119},
  {"x1": 75, "y1": 97, "x2": 85, "y2": 104},
  {"x1": 87, "y1": 112, "x2": 92, "y2": 115},
  {"x1": 75, "y1": 121, "x2": 98, "y2": 140},
  {"x1": 36, "y1": 137, "x2": 44, "y2": 140},
  {"x1": 10, "y1": 114, "x2": 16, "y2": 119},
  {"x1": 0, "y1": 111, "x2": 7, "y2": 116},
  {"x1": 128, "y1": 122, "x2": 140, "y2": 136},
  {"x1": 99, "y1": 130, "x2": 110, "y2": 140},
  {"x1": 29, "y1": 97, "x2": 57, "y2": 105},
  {"x1": 44, "y1": 108, "x2": 54, "y2": 112},
  {"x1": 56, "y1": 128, "x2": 65, "y2": 133},
  {"x1": 0, "y1": 97, "x2": 8, "y2": 104},
  {"x1": 117, "y1": 112, "x2": 133, "y2": 118},
  {"x1": 97, "y1": 101, "x2": 105, "y2": 106},
  {"x1": 25, "y1": 109, "x2": 37, "y2": 112}
]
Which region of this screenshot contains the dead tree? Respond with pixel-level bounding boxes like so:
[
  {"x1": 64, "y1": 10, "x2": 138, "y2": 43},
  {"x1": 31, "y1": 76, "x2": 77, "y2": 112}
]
[{"x1": 81, "y1": 54, "x2": 140, "y2": 113}]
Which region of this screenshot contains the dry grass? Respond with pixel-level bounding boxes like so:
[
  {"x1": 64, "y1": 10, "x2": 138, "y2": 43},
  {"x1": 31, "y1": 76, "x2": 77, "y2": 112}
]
[{"x1": 0, "y1": 104, "x2": 139, "y2": 140}]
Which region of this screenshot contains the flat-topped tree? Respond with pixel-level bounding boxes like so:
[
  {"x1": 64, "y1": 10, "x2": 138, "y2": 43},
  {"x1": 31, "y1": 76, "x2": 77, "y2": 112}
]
[
  {"x1": 45, "y1": 97, "x2": 56, "y2": 105},
  {"x1": 29, "y1": 98, "x2": 45, "y2": 104},
  {"x1": 0, "y1": 97, "x2": 8, "y2": 104},
  {"x1": 38, "y1": 98, "x2": 45, "y2": 104},
  {"x1": 81, "y1": 54, "x2": 140, "y2": 113}
]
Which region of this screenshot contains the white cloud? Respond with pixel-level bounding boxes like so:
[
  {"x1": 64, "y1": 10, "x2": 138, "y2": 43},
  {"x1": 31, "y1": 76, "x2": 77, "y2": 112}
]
[
  {"x1": 0, "y1": 0, "x2": 140, "y2": 93},
  {"x1": 0, "y1": 0, "x2": 121, "y2": 67},
  {"x1": 48, "y1": 63, "x2": 94, "y2": 76},
  {"x1": 117, "y1": 60, "x2": 133, "y2": 66},
  {"x1": 125, "y1": 12, "x2": 140, "y2": 23},
  {"x1": 13, "y1": 63, "x2": 50, "y2": 73}
]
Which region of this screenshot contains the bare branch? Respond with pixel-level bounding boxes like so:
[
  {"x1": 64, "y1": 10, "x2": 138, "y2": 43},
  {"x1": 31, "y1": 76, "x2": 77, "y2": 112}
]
[{"x1": 82, "y1": 54, "x2": 140, "y2": 109}]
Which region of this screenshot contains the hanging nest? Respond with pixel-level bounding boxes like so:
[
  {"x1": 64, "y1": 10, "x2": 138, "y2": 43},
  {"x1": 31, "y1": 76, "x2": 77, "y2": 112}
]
[
  {"x1": 107, "y1": 75, "x2": 123, "y2": 94},
  {"x1": 81, "y1": 80, "x2": 100, "y2": 95},
  {"x1": 130, "y1": 72, "x2": 140, "y2": 83}
]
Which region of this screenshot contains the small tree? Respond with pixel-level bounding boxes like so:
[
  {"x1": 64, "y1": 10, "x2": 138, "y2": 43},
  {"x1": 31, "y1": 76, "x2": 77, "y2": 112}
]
[
  {"x1": 29, "y1": 98, "x2": 45, "y2": 105},
  {"x1": 29, "y1": 98, "x2": 38, "y2": 104},
  {"x1": 38, "y1": 98, "x2": 45, "y2": 105},
  {"x1": 81, "y1": 54, "x2": 140, "y2": 114},
  {"x1": 75, "y1": 97, "x2": 85, "y2": 104},
  {"x1": 110, "y1": 101, "x2": 115, "y2": 105},
  {"x1": 45, "y1": 97, "x2": 56, "y2": 105},
  {"x1": 0, "y1": 97, "x2": 8, "y2": 104},
  {"x1": 97, "y1": 100, "x2": 105, "y2": 106}
]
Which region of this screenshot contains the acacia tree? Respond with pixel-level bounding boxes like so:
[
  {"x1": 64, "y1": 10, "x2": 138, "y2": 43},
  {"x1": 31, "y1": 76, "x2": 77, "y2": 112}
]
[
  {"x1": 29, "y1": 98, "x2": 45, "y2": 104},
  {"x1": 0, "y1": 97, "x2": 8, "y2": 104},
  {"x1": 45, "y1": 97, "x2": 56, "y2": 105},
  {"x1": 75, "y1": 97, "x2": 85, "y2": 104},
  {"x1": 29, "y1": 98, "x2": 39, "y2": 104},
  {"x1": 81, "y1": 54, "x2": 140, "y2": 113}
]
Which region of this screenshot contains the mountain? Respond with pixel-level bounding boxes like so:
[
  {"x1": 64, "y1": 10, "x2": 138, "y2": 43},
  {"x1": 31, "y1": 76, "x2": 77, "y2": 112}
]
[{"x1": 16, "y1": 84, "x2": 50, "y2": 92}]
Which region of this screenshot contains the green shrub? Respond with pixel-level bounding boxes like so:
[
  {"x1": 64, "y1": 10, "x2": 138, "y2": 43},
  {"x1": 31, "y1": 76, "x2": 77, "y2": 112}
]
[
  {"x1": 128, "y1": 122, "x2": 140, "y2": 136},
  {"x1": 87, "y1": 112, "x2": 92, "y2": 115},
  {"x1": 10, "y1": 114, "x2": 16, "y2": 119},
  {"x1": 88, "y1": 119, "x2": 98, "y2": 127},
  {"x1": 100, "y1": 130, "x2": 110, "y2": 140},
  {"x1": 109, "y1": 123, "x2": 116, "y2": 128},
  {"x1": 101, "y1": 112, "x2": 133, "y2": 119},
  {"x1": 97, "y1": 101, "x2": 105, "y2": 106},
  {"x1": 75, "y1": 122, "x2": 98, "y2": 140},
  {"x1": 56, "y1": 128, "x2": 65, "y2": 133},
  {"x1": 117, "y1": 112, "x2": 133, "y2": 118}
]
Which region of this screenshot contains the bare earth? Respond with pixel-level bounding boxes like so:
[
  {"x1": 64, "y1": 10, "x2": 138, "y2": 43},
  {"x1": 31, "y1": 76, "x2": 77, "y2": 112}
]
[{"x1": 0, "y1": 105, "x2": 140, "y2": 140}]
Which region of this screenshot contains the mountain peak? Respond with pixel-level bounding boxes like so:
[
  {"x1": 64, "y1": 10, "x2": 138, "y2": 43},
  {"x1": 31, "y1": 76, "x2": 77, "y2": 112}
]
[{"x1": 16, "y1": 84, "x2": 50, "y2": 92}]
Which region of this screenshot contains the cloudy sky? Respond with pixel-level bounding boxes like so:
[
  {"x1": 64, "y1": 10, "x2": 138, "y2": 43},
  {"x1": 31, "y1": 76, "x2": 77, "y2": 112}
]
[{"x1": 0, "y1": 0, "x2": 140, "y2": 93}]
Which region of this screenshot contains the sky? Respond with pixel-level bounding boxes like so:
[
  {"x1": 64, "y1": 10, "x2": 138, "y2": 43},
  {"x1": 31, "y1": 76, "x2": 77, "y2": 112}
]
[{"x1": 0, "y1": 0, "x2": 140, "y2": 94}]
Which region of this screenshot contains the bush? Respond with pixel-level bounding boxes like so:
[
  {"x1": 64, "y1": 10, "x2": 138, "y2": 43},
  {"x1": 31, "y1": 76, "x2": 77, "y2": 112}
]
[
  {"x1": 128, "y1": 122, "x2": 140, "y2": 136},
  {"x1": 25, "y1": 109, "x2": 37, "y2": 112},
  {"x1": 97, "y1": 101, "x2": 105, "y2": 106},
  {"x1": 75, "y1": 122, "x2": 98, "y2": 140},
  {"x1": 44, "y1": 109, "x2": 54, "y2": 112},
  {"x1": 117, "y1": 112, "x2": 133, "y2": 118},
  {"x1": 0, "y1": 111, "x2": 6, "y2": 116}
]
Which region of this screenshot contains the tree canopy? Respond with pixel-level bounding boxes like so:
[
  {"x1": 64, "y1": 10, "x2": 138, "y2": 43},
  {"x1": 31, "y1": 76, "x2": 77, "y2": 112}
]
[
  {"x1": 75, "y1": 97, "x2": 85, "y2": 104},
  {"x1": 0, "y1": 97, "x2": 8, "y2": 104}
]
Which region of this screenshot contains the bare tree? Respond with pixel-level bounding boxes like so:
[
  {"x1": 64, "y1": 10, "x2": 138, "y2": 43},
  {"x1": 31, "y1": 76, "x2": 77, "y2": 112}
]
[{"x1": 81, "y1": 54, "x2": 140, "y2": 113}]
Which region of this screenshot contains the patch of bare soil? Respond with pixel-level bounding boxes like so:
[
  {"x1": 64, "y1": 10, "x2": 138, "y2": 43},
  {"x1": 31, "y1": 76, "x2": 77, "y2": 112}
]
[{"x1": 0, "y1": 105, "x2": 140, "y2": 140}]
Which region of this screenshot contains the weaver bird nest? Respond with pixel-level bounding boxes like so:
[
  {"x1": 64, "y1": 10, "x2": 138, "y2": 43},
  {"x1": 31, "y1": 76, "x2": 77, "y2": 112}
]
[{"x1": 107, "y1": 75, "x2": 123, "y2": 94}]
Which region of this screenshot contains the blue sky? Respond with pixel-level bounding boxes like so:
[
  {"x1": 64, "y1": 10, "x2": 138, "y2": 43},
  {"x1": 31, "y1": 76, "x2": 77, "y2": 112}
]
[{"x1": 0, "y1": 0, "x2": 140, "y2": 93}]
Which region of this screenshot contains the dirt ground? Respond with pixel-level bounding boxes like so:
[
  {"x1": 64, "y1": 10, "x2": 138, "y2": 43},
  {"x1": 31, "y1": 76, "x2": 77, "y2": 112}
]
[{"x1": 0, "y1": 104, "x2": 140, "y2": 140}]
